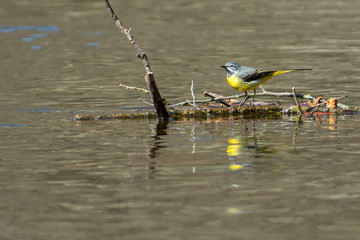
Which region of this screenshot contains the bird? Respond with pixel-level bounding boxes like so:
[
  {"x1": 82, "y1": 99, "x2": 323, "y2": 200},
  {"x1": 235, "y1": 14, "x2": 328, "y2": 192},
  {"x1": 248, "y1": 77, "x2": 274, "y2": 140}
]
[{"x1": 221, "y1": 62, "x2": 312, "y2": 109}]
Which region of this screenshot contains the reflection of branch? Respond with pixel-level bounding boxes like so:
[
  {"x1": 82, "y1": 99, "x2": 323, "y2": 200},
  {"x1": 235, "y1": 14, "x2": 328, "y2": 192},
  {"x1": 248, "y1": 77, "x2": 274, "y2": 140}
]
[
  {"x1": 146, "y1": 119, "x2": 168, "y2": 159},
  {"x1": 292, "y1": 119, "x2": 302, "y2": 151},
  {"x1": 146, "y1": 119, "x2": 167, "y2": 178},
  {"x1": 104, "y1": 0, "x2": 169, "y2": 118}
]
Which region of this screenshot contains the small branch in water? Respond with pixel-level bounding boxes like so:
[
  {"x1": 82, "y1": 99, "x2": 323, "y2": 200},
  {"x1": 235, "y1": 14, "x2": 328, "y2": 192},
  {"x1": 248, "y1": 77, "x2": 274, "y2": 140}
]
[
  {"x1": 306, "y1": 95, "x2": 347, "y2": 116},
  {"x1": 119, "y1": 83, "x2": 149, "y2": 94},
  {"x1": 309, "y1": 95, "x2": 347, "y2": 108},
  {"x1": 191, "y1": 80, "x2": 195, "y2": 106},
  {"x1": 203, "y1": 91, "x2": 232, "y2": 107},
  {"x1": 140, "y1": 98, "x2": 154, "y2": 106},
  {"x1": 168, "y1": 90, "x2": 317, "y2": 108},
  {"x1": 167, "y1": 90, "x2": 351, "y2": 112},
  {"x1": 185, "y1": 100, "x2": 201, "y2": 109},
  {"x1": 202, "y1": 90, "x2": 319, "y2": 103},
  {"x1": 191, "y1": 80, "x2": 201, "y2": 110},
  {"x1": 104, "y1": 0, "x2": 169, "y2": 118},
  {"x1": 104, "y1": 0, "x2": 148, "y2": 72},
  {"x1": 292, "y1": 87, "x2": 304, "y2": 117}
]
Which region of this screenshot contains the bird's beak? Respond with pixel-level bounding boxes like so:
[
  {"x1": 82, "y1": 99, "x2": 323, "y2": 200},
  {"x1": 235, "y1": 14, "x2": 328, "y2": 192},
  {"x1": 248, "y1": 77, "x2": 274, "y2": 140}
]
[{"x1": 220, "y1": 66, "x2": 226, "y2": 69}]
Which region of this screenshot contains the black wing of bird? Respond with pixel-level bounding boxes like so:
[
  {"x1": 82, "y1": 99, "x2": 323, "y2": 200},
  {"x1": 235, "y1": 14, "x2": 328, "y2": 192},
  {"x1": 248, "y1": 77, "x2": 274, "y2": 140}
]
[{"x1": 243, "y1": 69, "x2": 277, "y2": 82}]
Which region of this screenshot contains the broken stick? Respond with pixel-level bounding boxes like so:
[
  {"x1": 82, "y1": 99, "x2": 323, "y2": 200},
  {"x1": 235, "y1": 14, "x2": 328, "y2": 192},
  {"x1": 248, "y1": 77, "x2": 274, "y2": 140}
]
[{"x1": 104, "y1": 0, "x2": 169, "y2": 118}]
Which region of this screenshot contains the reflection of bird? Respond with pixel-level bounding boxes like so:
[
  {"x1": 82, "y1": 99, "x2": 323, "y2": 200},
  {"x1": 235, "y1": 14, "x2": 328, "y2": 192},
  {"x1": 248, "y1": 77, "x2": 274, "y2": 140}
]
[
  {"x1": 227, "y1": 137, "x2": 276, "y2": 157},
  {"x1": 221, "y1": 62, "x2": 312, "y2": 108}
]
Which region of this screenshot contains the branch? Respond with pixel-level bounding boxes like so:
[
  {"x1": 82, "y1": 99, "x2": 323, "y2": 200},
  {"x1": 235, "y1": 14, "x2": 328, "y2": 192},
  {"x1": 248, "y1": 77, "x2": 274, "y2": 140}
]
[
  {"x1": 207, "y1": 91, "x2": 318, "y2": 101},
  {"x1": 201, "y1": 91, "x2": 318, "y2": 104},
  {"x1": 191, "y1": 80, "x2": 201, "y2": 110},
  {"x1": 309, "y1": 95, "x2": 347, "y2": 108},
  {"x1": 104, "y1": 0, "x2": 149, "y2": 72},
  {"x1": 292, "y1": 87, "x2": 304, "y2": 116},
  {"x1": 104, "y1": 0, "x2": 169, "y2": 118},
  {"x1": 306, "y1": 95, "x2": 347, "y2": 116},
  {"x1": 168, "y1": 90, "x2": 350, "y2": 110},
  {"x1": 119, "y1": 83, "x2": 149, "y2": 94},
  {"x1": 203, "y1": 91, "x2": 232, "y2": 107}
]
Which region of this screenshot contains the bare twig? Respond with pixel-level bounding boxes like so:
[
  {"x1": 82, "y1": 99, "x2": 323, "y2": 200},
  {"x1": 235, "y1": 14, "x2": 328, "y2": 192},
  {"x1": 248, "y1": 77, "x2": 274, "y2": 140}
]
[
  {"x1": 191, "y1": 80, "x2": 196, "y2": 106},
  {"x1": 140, "y1": 98, "x2": 154, "y2": 106},
  {"x1": 203, "y1": 90, "x2": 318, "y2": 103},
  {"x1": 307, "y1": 105, "x2": 320, "y2": 117},
  {"x1": 167, "y1": 101, "x2": 189, "y2": 108},
  {"x1": 292, "y1": 87, "x2": 304, "y2": 116},
  {"x1": 191, "y1": 80, "x2": 201, "y2": 110},
  {"x1": 168, "y1": 89, "x2": 351, "y2": 110},
  {"x1": 203, "y1": 91, "x2": 232, "y2": 107},
  {"x1": 119, "y1": 83, "x2": 149, "y2": 94},
  {"x1": 185, "y1": 100, "x2": 201, "y2": 109},
  {"x1": 104, "y1": 0, "x2": 148, "y2": 72},
  {"x1": 104, "y1": 0, "x2": 169, "y2": 118},
  {"x1": 168, "y1": 90, "x2": 318, "y2": 108}
]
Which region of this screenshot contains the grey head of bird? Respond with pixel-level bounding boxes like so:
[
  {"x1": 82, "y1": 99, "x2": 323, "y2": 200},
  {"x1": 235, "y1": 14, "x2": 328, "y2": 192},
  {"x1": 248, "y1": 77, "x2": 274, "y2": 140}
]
[{"x1": 221, "y1": 62, "x2": 241, "y2": 76}]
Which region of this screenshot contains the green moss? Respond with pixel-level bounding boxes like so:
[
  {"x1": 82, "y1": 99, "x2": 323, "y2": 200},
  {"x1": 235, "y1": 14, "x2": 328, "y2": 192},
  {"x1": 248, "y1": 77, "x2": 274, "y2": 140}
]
[{"x1": 73, "y1": 104, "x2": 359, "y2": 121}]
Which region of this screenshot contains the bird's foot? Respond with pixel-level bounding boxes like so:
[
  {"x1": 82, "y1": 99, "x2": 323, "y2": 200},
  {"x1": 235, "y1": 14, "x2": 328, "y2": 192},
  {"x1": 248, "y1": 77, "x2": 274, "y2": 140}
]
[{"x1": 250, "y1": 103, "x2": 256, "y2": 112}]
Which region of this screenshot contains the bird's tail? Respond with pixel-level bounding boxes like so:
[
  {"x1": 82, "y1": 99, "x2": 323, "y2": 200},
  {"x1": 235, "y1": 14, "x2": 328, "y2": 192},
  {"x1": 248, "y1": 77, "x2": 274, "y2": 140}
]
[{"x1": 273, "y1": 68, "x2": 312, "y2": 76}]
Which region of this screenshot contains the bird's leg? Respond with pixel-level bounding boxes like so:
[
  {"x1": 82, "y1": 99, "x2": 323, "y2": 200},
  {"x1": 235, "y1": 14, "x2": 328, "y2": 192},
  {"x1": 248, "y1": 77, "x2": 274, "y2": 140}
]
[{"x1": 239, "y1": 91, "x2": 249, "y2": 106}]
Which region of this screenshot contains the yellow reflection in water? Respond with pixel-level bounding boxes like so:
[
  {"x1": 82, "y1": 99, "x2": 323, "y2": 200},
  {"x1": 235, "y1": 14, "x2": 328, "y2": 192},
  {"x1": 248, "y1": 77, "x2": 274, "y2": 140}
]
[
  {"x1": 226, "y1": 207, "x2": 245, "y2": 215},
  {"x1": 229, "y1": 163, "x2": 244, "y2": 171},
  {"x1": 227, "y1": 136, "x2": 277, "y2": 159},
  {"x1": 227, "y1": 137, "x2": 244, "y2": 157}
]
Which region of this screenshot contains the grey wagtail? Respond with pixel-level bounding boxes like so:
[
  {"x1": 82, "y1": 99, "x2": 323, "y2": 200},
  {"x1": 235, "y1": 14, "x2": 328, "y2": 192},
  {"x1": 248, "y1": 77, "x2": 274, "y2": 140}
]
[{"x1": 221, "y1": 62, "x2": 312, "y2": 107}]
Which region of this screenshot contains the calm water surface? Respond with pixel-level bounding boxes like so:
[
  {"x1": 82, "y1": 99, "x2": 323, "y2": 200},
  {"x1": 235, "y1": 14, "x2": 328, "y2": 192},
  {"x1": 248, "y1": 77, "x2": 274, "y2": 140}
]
[{"x1": 1, "y1": 0, "x2": 359, "y2": 239}]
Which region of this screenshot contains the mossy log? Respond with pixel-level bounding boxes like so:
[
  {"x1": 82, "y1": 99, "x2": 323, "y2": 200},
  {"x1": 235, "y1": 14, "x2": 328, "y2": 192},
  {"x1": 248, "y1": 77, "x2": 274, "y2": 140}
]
[{"x1": 73, "y1": 101, "x2": 359, "y2": 121}]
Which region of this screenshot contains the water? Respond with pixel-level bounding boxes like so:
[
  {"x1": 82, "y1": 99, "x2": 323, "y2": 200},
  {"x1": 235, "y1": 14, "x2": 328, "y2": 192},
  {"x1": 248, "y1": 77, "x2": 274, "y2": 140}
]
[{"x1": 1, "y1": 0, "x2": 359, "y2": 239}]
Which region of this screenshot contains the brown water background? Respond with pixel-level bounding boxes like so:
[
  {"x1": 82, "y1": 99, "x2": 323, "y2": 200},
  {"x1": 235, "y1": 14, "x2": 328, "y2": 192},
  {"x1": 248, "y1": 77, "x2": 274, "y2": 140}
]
[{"x1": 1, "y1": 0, "x2": 359, "y2": 239}]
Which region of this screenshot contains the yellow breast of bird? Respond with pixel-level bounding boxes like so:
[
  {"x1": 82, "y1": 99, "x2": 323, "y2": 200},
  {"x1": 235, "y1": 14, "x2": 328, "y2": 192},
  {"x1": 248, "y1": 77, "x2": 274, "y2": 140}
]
[{"x1": 227, "y1": 74, "x2": 262, "y2": 92}]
